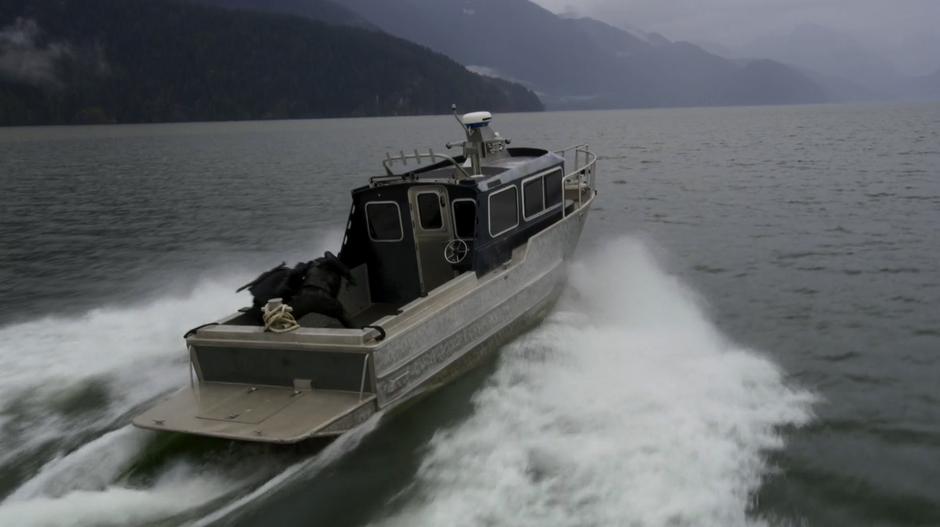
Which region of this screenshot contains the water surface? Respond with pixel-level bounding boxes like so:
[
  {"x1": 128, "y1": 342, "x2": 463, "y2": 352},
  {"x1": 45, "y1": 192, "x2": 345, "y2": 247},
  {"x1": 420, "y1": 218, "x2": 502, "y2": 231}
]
[{"x1": 0, "y1": 103, "x2": 938, "y2": 526}]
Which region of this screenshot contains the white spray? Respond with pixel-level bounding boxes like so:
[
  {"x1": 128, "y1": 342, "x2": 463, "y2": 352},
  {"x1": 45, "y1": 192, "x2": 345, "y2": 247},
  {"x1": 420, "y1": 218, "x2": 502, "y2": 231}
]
[
  {"x1": 378, "y1": 238, "x2": 814, "y2": 527},
  {"x1": 0, "y1": 231, "x2": 348, "y2": 525}
]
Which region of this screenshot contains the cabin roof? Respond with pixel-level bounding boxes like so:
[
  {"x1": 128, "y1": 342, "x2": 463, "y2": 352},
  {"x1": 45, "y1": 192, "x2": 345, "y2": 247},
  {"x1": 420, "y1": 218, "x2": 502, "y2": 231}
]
[{"x1": 362, "y1": 147, "x2": 562, "y2": 194}]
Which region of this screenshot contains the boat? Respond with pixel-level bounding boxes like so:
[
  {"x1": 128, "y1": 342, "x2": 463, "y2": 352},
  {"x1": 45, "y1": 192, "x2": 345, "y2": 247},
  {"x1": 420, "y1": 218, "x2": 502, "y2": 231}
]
[{"x1": 132, "y1": 109, "x2": 597, "y2": 443}]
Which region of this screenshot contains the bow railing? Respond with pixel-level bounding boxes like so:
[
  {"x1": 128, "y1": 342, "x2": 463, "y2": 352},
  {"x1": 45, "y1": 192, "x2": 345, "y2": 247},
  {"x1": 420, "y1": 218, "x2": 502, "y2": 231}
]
[{"x1": 555, "y1": 144, "x2": 597, "y2": 216}]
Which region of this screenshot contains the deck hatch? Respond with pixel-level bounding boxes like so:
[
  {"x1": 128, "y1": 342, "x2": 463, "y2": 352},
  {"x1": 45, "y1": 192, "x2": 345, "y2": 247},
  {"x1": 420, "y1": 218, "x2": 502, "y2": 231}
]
[
  {"x1": 197, "y1": 387, "x2": 301, "y2": 424},
  {"x1": 134, "y1": 384, "x2": 378, "y2": 443}
]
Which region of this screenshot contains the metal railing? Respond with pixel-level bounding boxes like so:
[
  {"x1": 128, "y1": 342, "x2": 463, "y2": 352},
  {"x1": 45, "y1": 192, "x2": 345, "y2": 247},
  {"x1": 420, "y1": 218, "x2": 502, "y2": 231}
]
[
  {"x1": 377, "y1": 149, "x2": 471, "y2": 182},
  {"x1": 555, "y1": 144, "x2": 597, "y2": 216}
]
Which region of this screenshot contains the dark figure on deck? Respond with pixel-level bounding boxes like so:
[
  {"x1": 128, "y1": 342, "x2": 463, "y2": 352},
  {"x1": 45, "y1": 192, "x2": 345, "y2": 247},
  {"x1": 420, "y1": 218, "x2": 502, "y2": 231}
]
[
  {"x1": 237, "y1": 261, "x2": 309, "y2": 322},
  {"x1": 237, "y1": 252, "x2": 355, "y2": 328},
  {"x1": 290, "y1": 252, "x2": 355, "y2": 327}
]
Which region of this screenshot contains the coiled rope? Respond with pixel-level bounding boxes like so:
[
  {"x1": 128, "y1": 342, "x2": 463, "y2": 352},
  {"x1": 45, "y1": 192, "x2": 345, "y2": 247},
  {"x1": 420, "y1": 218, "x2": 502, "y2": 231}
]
[{"x1": 262, "y1": 302, "x2": 300, "y2": 333}]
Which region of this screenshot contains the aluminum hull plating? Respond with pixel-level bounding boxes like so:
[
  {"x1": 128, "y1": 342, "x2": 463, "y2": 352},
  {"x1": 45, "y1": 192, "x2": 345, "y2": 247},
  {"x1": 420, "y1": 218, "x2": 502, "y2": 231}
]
[{"x1": 374, "y1": 194, "x2": 593, "y2": 410}]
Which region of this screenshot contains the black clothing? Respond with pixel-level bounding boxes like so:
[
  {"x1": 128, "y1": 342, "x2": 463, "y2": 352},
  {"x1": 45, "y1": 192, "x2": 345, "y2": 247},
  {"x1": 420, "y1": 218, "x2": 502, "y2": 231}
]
[{"x1": 238, "y1": 252, "x2": 354, "y2": 327}]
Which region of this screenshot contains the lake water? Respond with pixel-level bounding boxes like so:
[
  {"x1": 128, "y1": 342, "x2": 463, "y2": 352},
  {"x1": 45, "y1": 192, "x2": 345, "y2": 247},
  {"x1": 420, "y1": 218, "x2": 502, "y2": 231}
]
[{"x1": 0, "y1": 103, "x2": 938, "y2": 526}]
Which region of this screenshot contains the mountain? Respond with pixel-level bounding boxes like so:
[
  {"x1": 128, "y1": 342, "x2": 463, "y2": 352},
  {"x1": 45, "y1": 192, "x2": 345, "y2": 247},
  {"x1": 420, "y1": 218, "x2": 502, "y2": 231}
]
[
  {"x1": 725, "y1": 24, "x2": 940, "y2": 102},
  {"x1": 335, "y1": 0, "x2": 827, "y2": 109},
  {"x1": 190, "y1": 0, "x2": 374, "y2": 29},
  {"x1": 799, "y1": 68, "x2": 882, "y2": 103},
  {"x1": 736, "y1": 24, "x2": 905, "y2": 99},
  {"x1": 0, "y1": 0, "x2": 542, "y2": 126}
]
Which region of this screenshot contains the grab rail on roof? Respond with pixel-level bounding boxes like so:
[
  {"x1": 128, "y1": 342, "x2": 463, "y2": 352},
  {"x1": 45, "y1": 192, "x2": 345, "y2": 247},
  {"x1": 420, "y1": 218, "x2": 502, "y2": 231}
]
[{"x1": 374, "y1": 149, "x2": 471, "y2": 185}]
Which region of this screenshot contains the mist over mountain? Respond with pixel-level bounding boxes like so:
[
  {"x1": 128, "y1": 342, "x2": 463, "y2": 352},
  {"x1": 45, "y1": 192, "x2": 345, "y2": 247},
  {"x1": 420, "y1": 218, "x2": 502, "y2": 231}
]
[
  {"x1": 711, "y1": 24, "x2": 940, "y2": 103},
  {"x1": 337, "y1": 0, "x2": 827, "y2": 109},
  {"x1": 534, "y1": 0, "x2": 940, "y2": 76},
  {"x1": 0, "y1": 0, "x2": 541, "y2": 126},
  {"x1": 534, "y1": 0, "x2": 940, "y2": 103},
  {"x1": 725, "y1": 24, "x2": 907, "y2": 100}
]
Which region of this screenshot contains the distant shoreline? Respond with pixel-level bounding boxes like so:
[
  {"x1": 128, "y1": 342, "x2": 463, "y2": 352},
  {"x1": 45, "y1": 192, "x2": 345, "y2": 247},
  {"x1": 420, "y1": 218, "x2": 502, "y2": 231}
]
[{"x1": 6, "y1": 100, "x2": 940, "y2": 130}]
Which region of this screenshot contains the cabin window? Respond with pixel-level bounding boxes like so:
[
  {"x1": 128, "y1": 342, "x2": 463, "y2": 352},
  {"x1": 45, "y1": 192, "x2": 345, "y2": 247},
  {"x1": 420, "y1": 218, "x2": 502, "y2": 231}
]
[
  {"x1": 523, "y1": 176, "x2": 545, "y2": 220},
  {"x1": 488, "y1": 186, "x2": 518, "y2": 237},
  {"x1": 365, "y1": 202, "x2": 403, "y2": 241},
  {"x1": 416, "y1": 192, "x2": 443, "y2": 230},
  {"x1": 522, "y1": 168, "x2": 563, "y2": 221},
  {"x1": 544, "y1": 169, "x2": 563, "y2": 208},
  {"x1": 452, "y1": 199, "x2": 477, "y2": 239}
]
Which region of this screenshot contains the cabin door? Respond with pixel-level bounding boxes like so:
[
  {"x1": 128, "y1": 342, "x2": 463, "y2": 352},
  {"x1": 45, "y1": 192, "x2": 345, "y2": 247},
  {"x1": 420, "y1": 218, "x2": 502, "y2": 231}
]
[{"x1": 408, "y1": 186, "x2": 456, "y2": 293}]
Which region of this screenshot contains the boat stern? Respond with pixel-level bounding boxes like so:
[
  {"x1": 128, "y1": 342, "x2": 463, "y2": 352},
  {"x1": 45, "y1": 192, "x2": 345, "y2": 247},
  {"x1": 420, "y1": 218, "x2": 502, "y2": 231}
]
[{"x1": 133, "y1": 383, "x2": 377, "y2": 443}]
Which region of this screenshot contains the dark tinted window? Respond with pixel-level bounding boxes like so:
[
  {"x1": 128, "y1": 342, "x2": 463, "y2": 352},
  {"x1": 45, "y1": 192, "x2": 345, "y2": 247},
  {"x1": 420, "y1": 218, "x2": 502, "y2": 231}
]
[
  {"x1": 544, "y1": 169, "x2": 563, "y2": 208},
  {"x1": 489, "y1": 186, "x2": 518, "y2": 236},
  {"x1": 523, "y1": 177, "x2": 544, "y2": 219},
  {"x1": 417, "y1": 192, "x2": 443, "y2": 230},
  {"x1": 366, "y1": 202, "x2": 402, "y2": 241},
  {"x1": 453, "y1": 200, "x2": 477, "y2": 239}
]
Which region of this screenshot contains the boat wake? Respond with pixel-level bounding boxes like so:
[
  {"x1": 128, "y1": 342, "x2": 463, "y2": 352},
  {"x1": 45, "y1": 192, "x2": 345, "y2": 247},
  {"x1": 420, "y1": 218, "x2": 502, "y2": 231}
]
[
  {"x1": 0, "y1": 235, "x2": 813, "y2": 526},
  {"x1": 0, "y1": 279, "x2": 239, "y2": 462},
  {"x1": 0, "y1": 451, "x2": 233, "y2": 527},
  {"x1": 0, "y1": 233, "x2": 360, "y2": 526},
  {"x1": 0, "y1": 279, "x2": 267, "y2": 526},
  {"x1": 190, "y1": 413, "x2": 383, "y2": 526},
  {"x1": 376, "y1": 237, "x2": 815, "y2": 527}
]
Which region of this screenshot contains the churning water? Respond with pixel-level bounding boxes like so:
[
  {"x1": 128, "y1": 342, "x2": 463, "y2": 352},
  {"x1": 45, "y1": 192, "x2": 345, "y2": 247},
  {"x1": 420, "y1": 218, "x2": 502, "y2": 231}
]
[
  {"x1": 377, "y1": 239, "x2": 812, "y2": 527},
  {"x1": 0, "y1": 103, "x2": 938, "y2": 526},
  {"x1": 0, "y1": 280, "x2": 262, "y2": 526}
]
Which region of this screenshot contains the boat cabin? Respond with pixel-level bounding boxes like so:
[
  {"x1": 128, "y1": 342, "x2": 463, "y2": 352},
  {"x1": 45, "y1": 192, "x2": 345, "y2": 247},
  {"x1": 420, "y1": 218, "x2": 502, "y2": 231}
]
[{"x1": 334, "y1": 112, "x2": 571, "y2": 326}]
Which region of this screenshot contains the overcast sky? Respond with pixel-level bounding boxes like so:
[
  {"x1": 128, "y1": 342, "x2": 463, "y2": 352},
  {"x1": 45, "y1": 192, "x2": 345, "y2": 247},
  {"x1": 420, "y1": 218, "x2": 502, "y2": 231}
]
[{"x1": 532, "y1": 0, "x2": 940, "y2": 75}]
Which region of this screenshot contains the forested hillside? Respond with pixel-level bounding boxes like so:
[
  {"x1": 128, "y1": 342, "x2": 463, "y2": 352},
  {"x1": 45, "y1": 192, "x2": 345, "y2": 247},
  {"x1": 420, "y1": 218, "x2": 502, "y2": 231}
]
[
  {"x1": 0, "y1": 0, "x2": 542, "y2": 126},
  {"x1": 191, "y1": 0, "x2": 374, "y2": 29}
]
